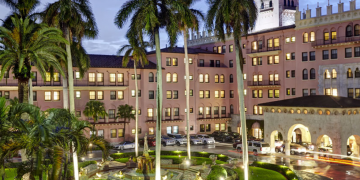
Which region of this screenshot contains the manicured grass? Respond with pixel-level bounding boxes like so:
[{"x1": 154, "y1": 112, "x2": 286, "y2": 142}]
[
  {"x1": 4, "y1": 169, "x2": 48, "y2": 180},
  {"x1": 234, "y1": 167, "x2": 287, "y2": 180},
  {"x1": 115, "y1": 155, "x2": 226, "y2": 165}
]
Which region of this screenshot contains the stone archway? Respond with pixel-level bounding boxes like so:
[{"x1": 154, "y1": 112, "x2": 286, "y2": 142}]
[
  {"x1": 270, "y1": 130, "x2": 284, "y2": 153},
  {"x1": 286, "y1": 124, "x2": 311, "y2": 155},
  {"x1": 347, "y1": 135, "x2": 360, "y2": 157},
  {"x1": 315, "y1": 135, "x2": 334, "y2": 157}
]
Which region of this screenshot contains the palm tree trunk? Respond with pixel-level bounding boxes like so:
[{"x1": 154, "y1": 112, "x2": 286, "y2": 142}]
[
  {"x1": 123, "y1": 118, "x2": 126, "y2": 140},
  {"x1": 64, "y1": 26, "x2": 75, "y2": 113},
  {"x1": 183, "y1": 30, "x2": 191, "y2": 160},
  {"x1": 1, "y1": 160, "x2": 5, "y2": 180},
  {"x1": 154, "y1": 28, "x2": 163, "y2": 180},
  {"x1": 28, "y1": 79, "x2": 33, "y2": 105},
  {"x1": 63, "y1": 153, "x2": 68, "y2": 180},
  {"x1": 134, "y1": 62, "x2": 139, "y2": 157},
  {"x1": 18, "y1": 79, "x2": 29, "y2": 103},
  {"x1": 235, "y1": 38, "x2": 249, "y2": 180},
  {"x1": 62, "y1": 75, "x2": 69, "y2": 109}
]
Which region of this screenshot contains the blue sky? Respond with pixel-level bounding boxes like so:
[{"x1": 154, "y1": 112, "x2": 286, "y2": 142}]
[{"x1": 0, "y1": 0, "x2": 359, "y2": 55}]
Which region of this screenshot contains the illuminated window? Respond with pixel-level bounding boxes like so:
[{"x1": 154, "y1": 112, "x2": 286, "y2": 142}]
[
  {"x1": 172, "y1": 58, "x2": 178, "y2": 66},
  {"x1": 118, "y1": 91, "x2": 124, "y2": 99},
  {"x1": 110, "y1": 129, "x2": 116, "y2": 138},
  {"x1": 199, "y1": 91, "x2": 204, "y2": 99},
  {"x1": 53, "y1": 73, "x2": 60, "y2": 82},
  {"x1": 149, "y1": 127, "x2": 154, "y2": 135},
  {"x1": 118, "y1": 73, "x2": 124, "y2": 82},
  {"x1": 243, "y1": 74, "x2": 247, "y2": 80},
  {"x1": 147, "y1": 109, "x2": 153, "y2": 117},
  {"x1": 244, "y1": 89, "x2": 247, "y2": 95},
  {"x1": 274, "y1": 38, "x2": 279, "y2": 47},
  {"x1": 303, "y1": 33, "x2": 308, "y2": 43},
  {"x1": 291, "y1": 36, "x2": 295, "y2": 42},
  {"x1": 331, "y1": 31, "x2": 337, "y2": 40},
  {"x1": 89, "y1": 91, "x2": 96, "y2": 100},
  {"x1": 268, "y1": 56, "x2": 273, "y2": 64},
  {"x1": 166, "y1": 73, "x2": 171, "y2": 82},
  {"x1": 166, "y1": 57, "x2": 171, "y2": 66},
  {"x1": 332, "y1": 69, "x2": 337, "y2": 79},
  {"x1": 220, "y1": 74, "x2": 225, "y2": 83},
  {"x1": 166, "y1": 91, "x2": 172, "y2": 99},
  {"x1": 274, "y1": 56, "x2": 279, "y2": 64},
  {"x1": 268, "y1": 90, "x2": 274, "y2": 98},
  {"x1": 45, "y1": 72, "x2": 51, "y2": 82},
  {"x1": 76, "y1": 91, "x2": 81, "y2": 98},
  {"x1": 253, "y1": 105, "x2": 258, "y2": 115},
  {"x1": 45, "y1": 91, "x2": 51, "y2": 101},
  {"x1": 89, "y1": 73, "x2": 95, "y2": 82},
  {"x1": 97, "y1": 91, "x2": 103, "y2": 100},
  {"x1": 285, "y1": 37, "x2": 290, "y2": 43},
  {"x1": 324, "y1": 32, "x2": 329, "y2": 41},
  {"x1": 217, "y1": 46, "x2": 222, "y2": 53},
  {"x1": 221, "y1": 123, "x2": 226, "y2": 131},
  {"x1": 332, "y1": 89, "x2": 338, "y2": 96},
  {"x1": 274, "y1": 90, "x2": 280, "y2": 98},
  {"x1": 252, "y1": 58, "x2": 257, "y2": 66},
  {"x1": 109, "y1": 73, "x2": 116, "y2": 82},
  {"x1": 199, "y1": 74, "x2": 204, "y2": 83},
  {"x1": 172, "y1": 73, "x2": 178, "y2": 82},
  {"x1": 259, "y1": 106, "x2": 263, "y2": 115},
  {"x1": 267, "y1": 39, "x2": 273, "y2": 48},
  {"x1": 274, "y1": 74, "x2": 279, "y2": 81},
  {"x1": 220, "y1": 90, "x2": 225, "y2": 98},
  {"x1": 215, "y1": 91, "x2": 219, "y2": 98},
  {"x1": 286, "y1": 53, "x2": 291, "y2": 60},
  {"x1": 205, "y1": 90, "x2": 210, "y2": 98},
  {"x1": 310, "y1": 32, "x2": 315, "y2": 42},
  {"x1": 199, "y1": 107, "x2": 203, "y2": 115},
  {"x1": 97, "y1": 73, "x2": 104, "y2": 82},
  {"x1": 204, "y1": 74, "x2": 209, "y2": 83},
  {"x1": 189, "y1": 58, "x2": 193, "y2": 64},
  {"x1": 252, "y1": 41, "x2": 257, "y2": 50},
  {"x1": 205, "y1": 107, "x2": 211, "y2": 115},
  {"x1": 118, "y1": 129, "x2": 124, "y2": 137}
]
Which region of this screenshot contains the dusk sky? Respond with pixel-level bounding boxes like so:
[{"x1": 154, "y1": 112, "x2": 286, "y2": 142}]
[{"x1": 0, "y1": 0, "x2": 358, "y2": 55}]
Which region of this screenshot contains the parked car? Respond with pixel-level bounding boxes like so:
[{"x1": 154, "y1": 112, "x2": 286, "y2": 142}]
[
  {"x1": 287, "y1": 143, "x2": 307, "y2": 155},
  {"x1": 114, "y1": 141, "x2": 135, "y2": 150},
  {"x1": 187, "y1": 135, "x2": 203, "y2": 145},
  {"x1": 228, "y1": 132, "x2": 241, "y2": 142},
  {"x1": 275, "y1": 145, "x2": 284, "y2": 153},
  {"x1": 296, "y1": 142, "x2": 314, "y2": 151},
  {"x1": 318, "y1": 145, "x2": 333, "y2": 153},
  {"x1": 212, "y1": 131, "x2": 233, "y2": 142},
  {"x1": 237, "y1": 141, "x2": 271, "y2": 155},
  {"x1": 168, "y1": 134, "x2": 187, "y2": 146},
  {"x1": 139, "y1": 135, "x2": 156, "y2": 147},
  {"x1": 196, "y1": 134, "x2": 215, "y2": 145},
  {"x1": 161, "y1": 136, "x2": 176, "y2": 146}
]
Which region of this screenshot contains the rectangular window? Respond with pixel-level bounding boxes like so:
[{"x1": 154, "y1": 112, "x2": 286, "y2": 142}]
[
  {"x1": 323, "y1": 50, "x2": 329, "y2": 60},
  {"x1": 356, "y1": 89, "x2": 360, "y2": 99},
  {"x1": 189, "y1": 58, "x2": 193, "y2": 64},
  {"x1": 214, "y1": 91, "x2": 219, "y2": 98},
  {"x1": 75, "y1": 71, "x2": 80, "y2": 79},
  {"x1": 200, "y1": 124, "x2": 205, "y2": 132},
  {"x1": 147, "y1": 108, "x2": 153, "y2": 117},
  {"x1": 131, "y1": 74, "x2": 141, "y2": 80},
  {"x1": 89, "y1": 91, "x2": 96, "y2": 100},
  {"x1": 118, "y1": 91, "x2": 124, "y2": 100},
  {"x1": 274, "y1": 90, "x2": 280, "y2": 98},
  {"x1": 268, "y1": 56, "x2": 273, "y2": 64},
  {"x1": 214, "y1": 106, "x2": 219, "y2": 115},
  {"x1": 258, "y1": 90, "x2": 263, "y2": 98},
  {"x1": 76, "y1": 91, "x2": 81, "y2": 98},
  {"x1": 33, "y1": 91, "x2": 37, "y2": 101},
  {"x1": 258, "y1": 41, "x2": 263, "y2": 49},
  {"x1": 274, "y1": 38, "x2": 279, "y2": 47},
  {"x1": 217, "y1": 46, "x2": 222, "y2": 53},
  {"x1": 291, "y1": 36, "x2": 296, "y2": 42},
  {"x1": 230, "y1": 90, "x2": 234, "y2": 98},
  {"x1": 251, "y1": 41, "x2": 257, "y2": 50},
  {"x1": 286, "y1": 53, "x2": 291, "y2": 60},
  {"x1": 88, "y1": 73, "x2": 95, "y2": 82},
  {"x1": 165, "y1": 108, "x2": 171, "y2": 117},
  {"x1": 229, "y1": 45, "x2": 234, "y2": 52},
  {"x1": 285, "y1": 37, "x2": 290, "y2": 43},
  {"x1": 221, "y1": 124, "x2": 226, "y2": 131},
  {"x1": 53, "y1": 91, "x2": 60, "y2": 101},
  {"x1": 221, "y1": 106, "x2": 226, "y2": 115},
  {"x1": 220, "y1": 90, "x2": 225, "y2": 98},
  {"x1": 76, "y1": 111, "x2": 81, "y2": 117},
  {"x1": 97, "y1": 73, "x2": 104, "y2": 82},
  {"x1": 252, "y1": 58, "x2": 257, "y2": 66},
  {"x1": 286, "y1": 88, "x2": 290, "y2": 95},
  {"x1": 291, "y1": 52, "x2": 295, "y2": 60},
  {"x1": 32, "y1": 72, "x2": 37, "y2": 82},
  {"x1": 97, "y1": 91, "x2": 103, "y2": 100},
  {"x1": 166, "y1": 57, "x2": 171, "y2": 66},
  {"x1": 199, "y1": 107, "x2": 203, "y2": 115},
  {"x1": 205, "y1": 107, "x2": 211, "y2": 115},
  {"x1": 118, "y1": 129, "x2": 124, "y2": 137},
  {"x1": 310, "y1": 32, "x2": 315, "y2": 42},
  {"x1": 257, "y1": 57, "x2": 262, "y2": 65},
  {"x1": 149, "y1": 90, "x2": 154, "y2": 99},
  {"x1": 331, "y1": 31, "x2": 337, "y2": 40},
  {"x1": 302, "y1": 52, "x2": 308, "y2": 61},
  {"x1": 267, "y1": 39, "x2": 273, "y2": 48},
  {"x1": 199, "y1": 90, "x2": 204, "y2": 99},
  {"x1": 110, "y1": 91, "x2": 116, "y2": 100},
  {"x1": 45, "y1": 72, "x2": 51, "y2": 82},
  {"x1": 166, "y1": 91, "x2": 172, "y2": 99},
  {"x1": 286, "y1": 71, "x2": 290, "y2": 78},
  {"x1": 302, "y1": 89, "x2": 309, "y2": 96},
  {"x1": 274, "y1": 56, "x2": 279, "y2": 64},
  {"x1": 259, "y1": 106, "x2": 263, "y2": 115},
  {"x1": 331, "y1": 49, "x2": 337, "y2": 59},
  {"x1": 149, "y1": 127, "x2": 154, "y2": 135},
  {"x1": 229, "y1": 60, "x2": 233, "y2": 68},
  {"x1": 205, "y1": 90, "x2": 210, "y2": 98},
  {"x1": 109, "y1": 109, "x2": 115, "y2": 119},
  {"x1": 268, "y1": 90, "x2": 273, "y2": 98},
  {"x1": 173, "y1": 108, "x2": 179, "y2": 116},
  {"x1": 215, "y1": 124, "x2": 220, "y2": 131},
  {"x1": 325, "y1": 88, "x2": 331, "y2": 95},
  {"x1": 4, "y1": 92, "x2": 9, "y2": 99},
  {"x1": 324, "y1": 32, "x2": 329, "y2": 41},
  {"x1": 216, "y1": 60, "x2": 220, "y2": 67},
  {"x1": 109, "y1": 73, "x2": 116, "y2": 82},
  {"x1": 173, "y1": 90, "x2": 178, "y2": 99},
  {"x1": 345, "y1": 48, "x2": 352, "y2": 58},
  {"x1": 118, "y1": 73, "x2": 124, "y2": 83},
  {"x1": 110, "y1": 129, "x2": 116, "y2": 138},
  {"x1": 252, "y1": 90, "x2": 258, "y2": 98},
  {"x1": 199, "y1": 59, "x2": 204, "y2": 67},
  {"x1": 291, "y1": 70, "x2": 295, "y2": 77},
  {"x1": 292, "y1": 88, "x2": 296, "y2": 95},
  {"x1": 348, "y1": 88, "x2": 354, "y2": 98},
  {"x1": 310, "y1": 89, "x2": 316, "y2": 96},
  {"x1": 185, "y1": 89, "x2": 193, "y2": 96},
  {"x1": 45, "y1": 91, "x2": 51, "y2": 101},
  {"x1": 53, "y1": 73, "x2": 60, "y2": 82},
  {"x1": 172, "y1": 58, "x2": 178, "y2": 66},
  {"x1": 310, "y1": 51, "x2": 315, "y2": 61},
  {"x1": 210, "y1": 60, "x2": 214, "y2": 67},
  {"x1": 355, "y1": 47, "x2": 360, "y2": 57},
  {"x1": 131, "y1": 90, "x2": 135, "y2": 97},
  {"x1": 222, "y1": 45, "x2": 226, "y2": 53}
]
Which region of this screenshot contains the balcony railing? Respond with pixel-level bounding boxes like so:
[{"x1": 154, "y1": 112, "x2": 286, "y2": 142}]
[
  {"x1": 311, "y1": 36, "x2": 360, "y2": 47},
  {"x1": 247, "y1": 80, "x2": 281, "y2": 86},
  {"x1": 246, "y1": 46, "x2": 281, "y2": 54},
  {"x1": 74, "y1": 79, "x2": 128, "y2": 86}
]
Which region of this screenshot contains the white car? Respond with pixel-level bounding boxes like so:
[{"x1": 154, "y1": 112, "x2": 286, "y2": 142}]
[
  {"x1": 196, "y1": 134, "x2": 215, "y2": 145},
  {"x1": 237, "y1": 141, "x2": 271, "y2": 155},
  {"x1": 114, "y1": 141, "x2": 135, "y2": 150},
  {"x1": 168, "y1": 134, "x2": 187, "y2": 146},
  {"x1": 188, "y1": 135, "x2": 203, "y2": 145},
  {"x1": 161, "y1": 136, "x2": 176, "y2": 146}
]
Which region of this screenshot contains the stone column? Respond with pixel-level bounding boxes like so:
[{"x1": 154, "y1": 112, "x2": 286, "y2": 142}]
[
  {"x1": 171, "y1": 108, "x2": 174, "y2": 120},
  {"x1": 211, "y1": 106, "x2": 214, "y2": 119},
  {"x1": 327, "y1": 5, "x2": 332, "y2": 15},
  {"x1": 338, "y1": 2, "x2": 344, "y2": 13},
  {"x1": 284, "y1": 140, "x2": 291, "y2": 156},
  {"x1": 350, "y1": 0, "x2": 356, "y2": 11},
  {"x1": 204, "y1": 107, "x2": 207, "y2": 119}
]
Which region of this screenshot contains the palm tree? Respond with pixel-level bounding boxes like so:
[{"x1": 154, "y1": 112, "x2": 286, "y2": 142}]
[
  {"x1": 42, "y1": 0, "x2": 98, "y2": 112},
  {"x1": 115, "y1": 1, "x2": 187, "y2": 177},
  {"x1": 0, "y1": 16, "x2": 67, "y2": 103},
  {"x1": 83, "y1": 101, "x2": 108, "y2": 137},
  {"x1": 118, "y1": 35, "x2": 149, "y2": 157},
  {"x1": 174, "y1": 0, "x2": 204, "y2": 160},
  {"x1": 116, "y1": 104, "x2": 135, "y2": 142},
  {"x1": 206, "y1": 1, "x2": 257, "y2": 179}
]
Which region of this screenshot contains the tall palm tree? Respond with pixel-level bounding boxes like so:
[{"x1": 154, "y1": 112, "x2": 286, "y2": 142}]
[
  {"x1": 206, "y1": 1, "x2": 257, "y2": 179},
  {"x1": 118, "y1": 34, "x2": 149, "y2": 157},
  {"x1": 174, "y1": 0, "x2": 204, "y2": 160},
  {"x1": 0, "y1": 16, "x2": 67, "y2": 103},
  {"x1": 116, "y1": 104, "x2": 135, "y2": 142},
  {"x1": 42, "y1": 0, "x2": 98, "y2": 113},
  {"x1": 83, "y1": 101, "x2": 108, "y2": 137},
  {"x1": 115, "y1": 1, "x2": 187, "y2": 177}
]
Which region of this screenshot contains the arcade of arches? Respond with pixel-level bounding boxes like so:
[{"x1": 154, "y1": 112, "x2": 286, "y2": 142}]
[{"x1": 260, "y1": 95, "x2": 360, "y2": 157}]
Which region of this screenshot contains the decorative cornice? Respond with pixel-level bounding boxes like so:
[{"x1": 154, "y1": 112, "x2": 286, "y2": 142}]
[
  {"x1": 196, "y1": 118, "x2": 231, "y2": 122},
  {"x1": 0, "y1": 86, "x2": 128, "y2": 91}
]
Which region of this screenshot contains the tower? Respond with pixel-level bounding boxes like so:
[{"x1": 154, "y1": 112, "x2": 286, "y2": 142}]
[{"x1": 252, "y1": 0, "x2": 299, "y2": 32}]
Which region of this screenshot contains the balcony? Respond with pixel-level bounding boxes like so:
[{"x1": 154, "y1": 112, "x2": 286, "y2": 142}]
[
  {"x1": 247, "y1": 80, "x2": 281, "y2": 87},
  {"x1": 74, "y1": 79, "x2": 128, "y2": 86},
  {"x1": 311, "y1": 36, "x2": 360, "y2": 48},
  {"x1": 146, "y1": 115, "x2": 184, "y2": 122},
  {"x1": 197, "y1": 113, "x2": 230, "y2": 120},
  {"x1": 246, "y1": 46, "x2": 281, "y2": 57}
]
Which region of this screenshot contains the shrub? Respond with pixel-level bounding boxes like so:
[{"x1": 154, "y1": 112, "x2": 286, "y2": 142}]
[
  {"x1": 207, "y1": 165, "x2": 227, "y2": 180},
  {"x1": 68, "y1": 161, "x2": 97, "y2": 178},
  {"x1": 252, "y1": 161, "x2": 300, "y2": 180}
]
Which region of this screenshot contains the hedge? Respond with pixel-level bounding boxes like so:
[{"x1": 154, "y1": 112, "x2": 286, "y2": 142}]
[
  {"x1": 207, "y1": 165, "x2": 227, "y2": 180},
  {"x1": 67, "y1": 161, "x2": 97, "y2": 178},
  {"x1": 110, "y1": 150, "x2": 228, "y2": 162},
  {"x1": 252, "y1": 161, "x2": 300, "y2": 180}
]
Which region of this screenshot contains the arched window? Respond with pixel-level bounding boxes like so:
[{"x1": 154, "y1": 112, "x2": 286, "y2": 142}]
[
  {"x1": 332, "y1": 69, "x2": 337, "y2": 79},
  {"x1": 269, "y1": 0, "x2": 273, "y2": 7},
  {"x1": 355, "y1": 25, "x2": 360, "y2": 36},
  {"x1": 230, "y1": 74, "x2": 234, "y2": 83},
  {"x1": 355, "y1": 68, "x2": 360, "y2": 78},
  {"x1": 149, "y1": 72, "x2": 154, "y2": 82},
  {"x1": 199, "y1": 74, "x2": 204, "y2": 83},
  {"x1": 324, "y1": 69, "x2": 330, "y2": 79},
  {"x1": 310, "y1": 68, "x2": 316, "y2": 79},
  {"x1": 347, "y1": 68, "x2": 353, "y2": 78},
  {"x1": 261, "y1": 2, "x2": 264, "y2": 9},
  {"x1": 303, "y1": 69, "x2": 308, "y2": 80},
  {"x1": 215, "y1": 74, "x2": 219, "y2": 83},
  {"x1": 166, "y1": 73, "x2": 171, "y2": 82},
  {"x1": 230, "y1": 104, "x2": 234, "y2": 114},
  {"x1": 346, "y1": 25, "x2": 353, "y2": 37},
  {"x1": 172, "y1": 73, "x2": 178, "y2": 82},
  {"x1": 303, "y1": 32, "x2": 308, "y2": 43},
  {"x1": 310, "y1": 31, "x2": 315, "y2": 42},
  {"x1": 220, "y1": 74, "x2": 225, "y2": 83},
  {"x1": 204, "y1": 74, "x2": 209, "y2": 83},
  {"x1": 291, "y1": 0, "x2": 294, "y2": 6}
]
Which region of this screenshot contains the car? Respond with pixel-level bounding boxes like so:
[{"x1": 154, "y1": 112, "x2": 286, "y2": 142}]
[
  {"x1": 161, "y1": 136, "x2": 176, "y2": 146},
  {"x1": 196, "y1": 134, "x2": 215, "y2": 145},
  {"x1": 139, "y1": 135, "x2": 156, "y2": 147},
  {"x1": 114, "y1": 141, "x2": 135, "y2": 150},
  {"x1": 287, "y1": 143, "x2": 307, "y2": 155},
  {"x1": 187, "y1": 135, "x2": 203, "y2": 145},
  {"x1": 296, "y1": 142, "x2": 315, "y2": 151},
  {"x1": 318, "y1": 145, "x2": 332, "y2": 153},
  {"x1": 168, "y1": 134, "x2": 187, "y2": 146},
  {"x1": 228, "y1": 132, "x2": 241, "y2": 143},
  {"x1": 212, "y1": 131, "x2": 233, "y2": 142},
  {"x1": 237, "y1": 141, "x2": 271, "y2": 155}
]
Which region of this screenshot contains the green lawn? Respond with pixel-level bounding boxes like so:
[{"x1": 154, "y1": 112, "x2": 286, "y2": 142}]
[
  {"x1": 5, "y1": 168, "x2": 49, "y2": 180},
  {"x1": 115, "y1": 155, "x2": 226, "y2": 165},
  {"x1": 234, "y1": 167, "x2": 286, "y2": 180}
]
